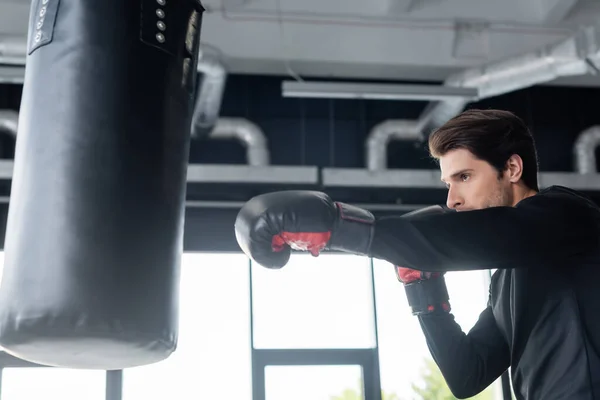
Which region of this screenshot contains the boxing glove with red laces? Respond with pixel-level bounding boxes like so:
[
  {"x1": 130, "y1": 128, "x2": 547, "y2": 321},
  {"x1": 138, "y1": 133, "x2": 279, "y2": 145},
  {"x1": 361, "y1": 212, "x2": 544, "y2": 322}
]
[
  {"x1": 393, "y1": 204, "x2": 452, "y2": 316},
  {"x1": 234, "y1": 190, "x2": 375, "y2": 269},
  {"x1": 395, "y1": 266, "x2": 451, "y2": 315},
  {"x1": 235, "y1": 190, "x2": 452, "y2": 316}
]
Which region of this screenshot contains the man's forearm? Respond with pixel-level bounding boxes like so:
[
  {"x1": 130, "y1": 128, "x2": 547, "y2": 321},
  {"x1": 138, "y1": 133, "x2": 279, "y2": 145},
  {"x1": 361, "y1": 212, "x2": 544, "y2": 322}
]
[
  {"x1": 367, "y1": 191, "x2": 598, "y2": 271},
  {"x1": 417, "y1": 307, "x2": 510, "y2": 398}
]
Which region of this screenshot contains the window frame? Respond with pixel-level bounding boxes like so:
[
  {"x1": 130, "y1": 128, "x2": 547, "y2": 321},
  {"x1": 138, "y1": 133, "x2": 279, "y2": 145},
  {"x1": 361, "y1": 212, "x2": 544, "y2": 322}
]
[
  {"x1": 0, "y1": 353, "x2": 119, "y2": 400},
  {"x1": 249, "y1": 256, "x2": 383, "y2": 400}
]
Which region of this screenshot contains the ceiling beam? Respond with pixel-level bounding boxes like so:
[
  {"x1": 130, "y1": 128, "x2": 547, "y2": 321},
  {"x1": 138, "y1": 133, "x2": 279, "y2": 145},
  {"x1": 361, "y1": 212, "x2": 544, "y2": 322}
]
[
  {"x1": 281, "y1": 81, "x2": 479, "y2": 102},
  {"x1": 537, "y1": 0, "x2": 579, "y2": 22},
  {"x1": 220, "y1": 0, "x2": 251, "y2": 9},
  {"x1": 386, "y1": 0, "x2": 446, "y2": 13}
]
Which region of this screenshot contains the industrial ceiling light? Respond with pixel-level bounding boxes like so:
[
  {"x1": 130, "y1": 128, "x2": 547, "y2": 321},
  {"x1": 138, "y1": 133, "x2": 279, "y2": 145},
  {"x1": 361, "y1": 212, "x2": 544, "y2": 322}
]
[{"x1": 281, "y1": 81, "x2": 479, "y2": 101}]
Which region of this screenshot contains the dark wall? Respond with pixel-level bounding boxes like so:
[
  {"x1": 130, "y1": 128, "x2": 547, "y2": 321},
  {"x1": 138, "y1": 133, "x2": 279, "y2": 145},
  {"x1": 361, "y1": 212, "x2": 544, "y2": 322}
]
[
  {"x1": 2, "y1": 75, "x2": 600, "y2": 251},
  {"x1": 193, "y1": 74, "x2": 600, "y2": 173}
]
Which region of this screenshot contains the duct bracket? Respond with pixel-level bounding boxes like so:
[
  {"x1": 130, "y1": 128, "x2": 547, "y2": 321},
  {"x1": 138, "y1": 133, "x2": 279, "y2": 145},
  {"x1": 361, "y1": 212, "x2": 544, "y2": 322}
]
[{"x1": 452, "y1": 20, "x2": 490, "y2": 60}]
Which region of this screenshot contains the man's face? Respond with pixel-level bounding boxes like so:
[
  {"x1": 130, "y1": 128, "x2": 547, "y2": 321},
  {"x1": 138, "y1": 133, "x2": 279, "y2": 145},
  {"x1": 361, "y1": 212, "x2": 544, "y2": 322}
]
[{"x1": 439, "y1": 148, "x2": 513, "y2": 211}]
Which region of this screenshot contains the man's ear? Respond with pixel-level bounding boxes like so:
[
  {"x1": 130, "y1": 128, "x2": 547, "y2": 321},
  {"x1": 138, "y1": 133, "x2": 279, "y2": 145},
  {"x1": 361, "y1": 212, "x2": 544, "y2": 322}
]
[{"x1": 506, "y1": 154, "x2": 524, "y2": 183}]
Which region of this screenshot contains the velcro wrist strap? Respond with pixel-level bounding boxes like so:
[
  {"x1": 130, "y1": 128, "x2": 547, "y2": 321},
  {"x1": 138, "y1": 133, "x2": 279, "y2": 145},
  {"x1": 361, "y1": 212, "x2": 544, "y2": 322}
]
[
  {"x1": 328, "y1": 202, "x2": 375, "y2": 256},
  {"x1": 404, "y1": 276, "x2": 451, "y2": 315}
]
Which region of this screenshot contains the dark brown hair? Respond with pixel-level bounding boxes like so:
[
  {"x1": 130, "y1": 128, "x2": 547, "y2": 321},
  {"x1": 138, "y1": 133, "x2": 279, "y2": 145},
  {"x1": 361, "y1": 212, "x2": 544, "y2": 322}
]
[{"x1": 428, "y1": 108, "x2": 539, "y2": 191}]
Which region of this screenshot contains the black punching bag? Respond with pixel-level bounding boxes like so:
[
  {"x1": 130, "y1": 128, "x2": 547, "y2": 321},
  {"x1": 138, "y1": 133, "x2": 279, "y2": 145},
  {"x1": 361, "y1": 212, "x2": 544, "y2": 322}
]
[{"x1": 0, "y1": 0, "x2": 204, "y2": 369}]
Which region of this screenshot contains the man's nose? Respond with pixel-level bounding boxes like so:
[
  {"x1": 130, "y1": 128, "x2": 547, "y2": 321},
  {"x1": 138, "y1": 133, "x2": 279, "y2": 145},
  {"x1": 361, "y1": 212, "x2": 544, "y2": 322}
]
[{"x1": 446, "y1": 189, "x2": 463, "y2": 210}]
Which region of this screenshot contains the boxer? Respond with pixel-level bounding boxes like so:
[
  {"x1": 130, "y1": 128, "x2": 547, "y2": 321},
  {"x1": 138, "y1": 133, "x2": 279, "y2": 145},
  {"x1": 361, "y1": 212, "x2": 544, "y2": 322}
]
[{"x1": 235, "y1": 109, "x2": 600, "y2": 400}]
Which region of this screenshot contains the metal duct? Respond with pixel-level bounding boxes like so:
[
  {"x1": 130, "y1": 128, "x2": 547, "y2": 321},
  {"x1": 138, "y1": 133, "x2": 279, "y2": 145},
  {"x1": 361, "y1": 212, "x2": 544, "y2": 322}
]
[
  {"x1": 0, "y1": 110, "x2": 18, "y2": 137},
  {"x1": 190, "y1": 46, "x2": 270, "y2": 167},
  {"x1": 191, "y1": 45, "x2": 228, "y2": 139},
  {"x1": 366, "y1": 24, "x2": 599, "y2": 171},
  {"x1": 574, "y1": 126, "x2": 600, "y2": 174},
  {"x1": 424, "y1": 32, "x2": 589, "y2": 131},
  {"x1": 365, "y1": 119, "x2": 429, "y2": 171},
  {"x1": 208, "y1": 118, "x2": 270, "y2": 166}
]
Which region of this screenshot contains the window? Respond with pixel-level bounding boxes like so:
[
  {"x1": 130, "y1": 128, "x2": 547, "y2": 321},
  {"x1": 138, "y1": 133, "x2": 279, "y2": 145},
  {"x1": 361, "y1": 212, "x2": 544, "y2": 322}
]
[
  {"x1": 251, "y1": 254, "x2": 376, "y2": 349},
  {"x1": 264, "y1": 365, "x2": 364, "y2": 400},
  {"x1": 373, "y1": 259, "x2": 501, "y2": 399},
  {"x1": 122, "y1": 253, "x2": 252, "y2": 400},
  {"x1": 1, "y1": 368, "x2": 105, "y2": 400},
  {"x1": 0, "y1": 253, "x2": 106, "y2": 400}
]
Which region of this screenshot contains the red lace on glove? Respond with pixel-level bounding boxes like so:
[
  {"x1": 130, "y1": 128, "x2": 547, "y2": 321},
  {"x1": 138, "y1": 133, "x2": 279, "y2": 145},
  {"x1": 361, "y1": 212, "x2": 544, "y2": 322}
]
[
  {"x1": 272, "y1": 232, "x2": 331, "y2": 257},
  {"x1": 395, "y1": 266, "x2": 450, "y2": 313},
  {"x1": 395, "y1": 266, "x2": 442, "y2": 283}
]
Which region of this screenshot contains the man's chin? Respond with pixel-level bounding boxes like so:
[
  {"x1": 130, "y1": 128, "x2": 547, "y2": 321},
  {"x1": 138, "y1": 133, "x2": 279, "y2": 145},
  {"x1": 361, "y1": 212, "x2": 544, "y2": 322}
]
[{"x1": 457, "y1": 206, "x2": 489, "y2": 211}]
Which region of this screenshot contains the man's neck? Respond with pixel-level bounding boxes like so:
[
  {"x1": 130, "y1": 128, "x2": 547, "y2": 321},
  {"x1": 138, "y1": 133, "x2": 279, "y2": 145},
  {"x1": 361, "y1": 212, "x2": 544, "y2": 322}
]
[{"x1": 512, "y1": 185, "x2": 538, "y2": 206}]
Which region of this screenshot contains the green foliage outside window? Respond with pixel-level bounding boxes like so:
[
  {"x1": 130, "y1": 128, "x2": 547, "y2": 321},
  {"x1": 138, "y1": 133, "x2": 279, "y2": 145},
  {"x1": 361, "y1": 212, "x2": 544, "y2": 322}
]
[{"x1": 330, "y1": 358, "x2": 496, "y2": 400}]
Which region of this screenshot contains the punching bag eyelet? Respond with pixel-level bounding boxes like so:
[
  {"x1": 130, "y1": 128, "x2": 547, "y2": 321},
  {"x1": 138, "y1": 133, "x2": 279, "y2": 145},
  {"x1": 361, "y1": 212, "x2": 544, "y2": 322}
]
[
  {"x1": 157, "y1": 21, "x2": 166, "y2": 31},
  {"x1": 156, "y1": 9, "x2": 165, "y2": 18},
  {"x1": 156, "y1": 33, "x2": 166, "y2": 43},
  {"x1": 157, "y1": 0, "x2": 166, "y2": 5}
]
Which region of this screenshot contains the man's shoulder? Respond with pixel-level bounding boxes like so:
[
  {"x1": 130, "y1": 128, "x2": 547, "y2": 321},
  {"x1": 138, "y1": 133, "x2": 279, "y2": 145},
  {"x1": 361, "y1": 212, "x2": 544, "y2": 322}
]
[
  {"x1": 540, "y1": 185, "x2": 590, "y2": 200},
  {"x1": 537, "y1": 185, "x2": 598, "y2": 209}
]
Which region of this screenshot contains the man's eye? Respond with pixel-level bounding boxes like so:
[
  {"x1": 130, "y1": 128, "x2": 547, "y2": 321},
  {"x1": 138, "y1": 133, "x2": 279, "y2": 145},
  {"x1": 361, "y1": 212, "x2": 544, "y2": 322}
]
[{"x1": 460, "y1": 174, "x2": 470, "y2": 181}]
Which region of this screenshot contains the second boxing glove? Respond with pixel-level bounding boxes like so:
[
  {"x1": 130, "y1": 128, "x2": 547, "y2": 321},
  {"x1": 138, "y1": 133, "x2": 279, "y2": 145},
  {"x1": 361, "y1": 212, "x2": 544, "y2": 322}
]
[
  {"x1": 394, "y1": 205, "x2": 453, "y2": 315},
  {"x1": 396, "y1": 266, "x2": 451, "y2": 315},
  {"x1": 234, "y1": 190, "x2": 375, "y2": 269}
]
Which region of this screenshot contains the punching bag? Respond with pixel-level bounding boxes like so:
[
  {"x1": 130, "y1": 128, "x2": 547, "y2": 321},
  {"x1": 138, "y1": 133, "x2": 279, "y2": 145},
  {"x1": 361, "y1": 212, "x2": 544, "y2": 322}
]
[{"x1": 0, "y1": 0, "x2": 204, "y2": 369}]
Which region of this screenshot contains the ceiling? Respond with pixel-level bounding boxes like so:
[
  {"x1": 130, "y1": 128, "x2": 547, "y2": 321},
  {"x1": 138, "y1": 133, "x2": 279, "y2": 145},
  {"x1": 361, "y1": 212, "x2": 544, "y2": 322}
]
[{"x1": 2, "y1": 0, "x2": 600, "y2": 87}]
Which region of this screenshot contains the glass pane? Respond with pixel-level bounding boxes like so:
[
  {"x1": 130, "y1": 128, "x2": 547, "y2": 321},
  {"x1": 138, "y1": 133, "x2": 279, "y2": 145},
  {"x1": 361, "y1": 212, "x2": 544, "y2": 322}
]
[
  {"x1": 122, "y1": 253, "x2": 252, "y2": 400},
  {"x1": 1, "y1": 368, "x2": 105, "y2": 400},
  {"x1": 374, "y1": 259, "x2": 502, "y2": 400},
  {"x1": 252, "y1": 254, "x2": 376, "y2": 349},
  {"x1": 265, "y1": 365, "x2": 364, "y2": 400}
]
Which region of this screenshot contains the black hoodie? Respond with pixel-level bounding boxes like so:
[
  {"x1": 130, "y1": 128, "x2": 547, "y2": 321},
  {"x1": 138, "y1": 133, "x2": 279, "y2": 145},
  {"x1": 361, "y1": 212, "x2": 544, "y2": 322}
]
[{"x1": 369, "y1": 185, "x2": 600, "y2": 400}]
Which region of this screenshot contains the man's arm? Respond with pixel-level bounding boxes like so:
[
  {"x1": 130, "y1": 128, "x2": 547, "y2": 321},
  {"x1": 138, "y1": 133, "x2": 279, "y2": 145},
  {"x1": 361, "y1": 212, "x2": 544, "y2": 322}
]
[
  {"x1": 418, "y1": 305, "x2": 510, "y2": 398},
  {"x1": 369, "y1": 188, "x2": 599, "y2": 271}
]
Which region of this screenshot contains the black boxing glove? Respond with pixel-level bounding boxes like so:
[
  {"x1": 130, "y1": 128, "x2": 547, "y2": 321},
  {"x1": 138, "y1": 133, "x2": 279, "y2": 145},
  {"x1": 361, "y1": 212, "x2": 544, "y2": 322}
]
[
  {"x1": 234, "y1": 191, "x2": 375, "y2": 269},
  {"x1": 394, "y1": 205, "x2": 453, "y2": 315},
  {"x1": 396, "y1": 266, "x2": 451, "y2": 315}
]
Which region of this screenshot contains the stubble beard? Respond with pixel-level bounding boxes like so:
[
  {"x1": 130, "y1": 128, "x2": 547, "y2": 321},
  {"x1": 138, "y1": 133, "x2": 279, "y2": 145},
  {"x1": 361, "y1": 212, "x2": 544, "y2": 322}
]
[{"x1": 486, "y1": 182, "x2": 512, "y2": 208}]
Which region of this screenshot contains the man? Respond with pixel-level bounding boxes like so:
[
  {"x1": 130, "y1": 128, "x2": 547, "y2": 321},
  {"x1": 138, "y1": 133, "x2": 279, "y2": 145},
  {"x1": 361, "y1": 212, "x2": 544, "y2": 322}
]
[{"x1": 234, "y1": 109, "x2": 600, "y2": 400}]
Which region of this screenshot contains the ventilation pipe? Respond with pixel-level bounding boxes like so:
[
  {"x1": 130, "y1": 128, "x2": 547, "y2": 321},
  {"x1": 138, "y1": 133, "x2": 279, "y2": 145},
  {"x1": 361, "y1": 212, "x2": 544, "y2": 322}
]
[
  {"x1": 573, "y1": 126, "x2": 600, "y2": 174},
  {"x1": 0, "y1": 110, "x2": 18, "y2": 137},
  {"x1": 191, "y1": 45, "x2": 228, "y2": 140},
  {"x1": 207, "y1": 118, "x2": 270, "y2": 166},
  {"x1": 188, "y1": 45, "x2": 270, "y2": 166},
  {"x1": 365, "y1": 119, "x2": 429, "y2": 171},
  {"x1": 366, "y1": 24, "x2": 598, "y2": 171}
]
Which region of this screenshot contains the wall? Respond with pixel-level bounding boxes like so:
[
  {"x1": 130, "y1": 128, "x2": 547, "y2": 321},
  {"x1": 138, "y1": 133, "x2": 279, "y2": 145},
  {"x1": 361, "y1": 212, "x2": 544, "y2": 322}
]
[{"x1": 195, "y1": 74, "x2": 600, "y2": 172}]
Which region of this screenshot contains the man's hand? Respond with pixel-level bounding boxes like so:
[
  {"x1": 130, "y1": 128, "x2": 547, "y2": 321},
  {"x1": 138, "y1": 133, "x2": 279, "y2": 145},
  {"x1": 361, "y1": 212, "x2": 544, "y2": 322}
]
[
  {"x1": 234, "y1": 191, "x2": 375, "y2": 269},
  {"x1": 396, "y1": 265, "x2": 451, "y2": 315}
]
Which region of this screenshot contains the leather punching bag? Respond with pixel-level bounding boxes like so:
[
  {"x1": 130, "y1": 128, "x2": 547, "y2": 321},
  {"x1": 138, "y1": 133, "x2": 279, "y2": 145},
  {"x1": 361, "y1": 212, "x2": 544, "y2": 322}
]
[{"x1": 0, "y1": 0, "x2": 204, "y2": 369}]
